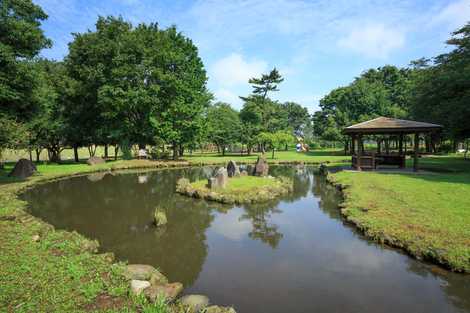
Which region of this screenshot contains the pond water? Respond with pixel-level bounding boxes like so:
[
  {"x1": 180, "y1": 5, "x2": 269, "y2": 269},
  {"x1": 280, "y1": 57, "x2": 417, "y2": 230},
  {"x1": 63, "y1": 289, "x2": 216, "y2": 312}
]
[{"x1": 23, "y1": 166, "x2": 470, "y2": 313}]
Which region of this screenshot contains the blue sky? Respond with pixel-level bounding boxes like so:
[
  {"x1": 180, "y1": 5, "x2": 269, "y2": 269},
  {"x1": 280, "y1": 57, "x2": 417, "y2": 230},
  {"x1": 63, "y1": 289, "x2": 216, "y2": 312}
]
[{"x1": 35, "y1": 0, "x2": 470, "y2": 112}]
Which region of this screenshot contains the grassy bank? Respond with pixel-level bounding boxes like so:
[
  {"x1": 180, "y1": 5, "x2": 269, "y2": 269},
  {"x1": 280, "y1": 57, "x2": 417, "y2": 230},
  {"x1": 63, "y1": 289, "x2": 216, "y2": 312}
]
[
  {"x1": 329, "y1": 155, "x2": 470, "y2": 272},
  {"x1": 1, "y1": 152, "x2": 469, "y2": 311}
]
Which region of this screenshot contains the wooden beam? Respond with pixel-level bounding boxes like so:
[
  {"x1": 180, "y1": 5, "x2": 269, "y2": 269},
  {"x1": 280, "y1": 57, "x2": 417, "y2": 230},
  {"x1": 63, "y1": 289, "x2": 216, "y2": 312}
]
[
  {"x1": 413, "y1": 133, "x2": 419, "y2": 172},
  {"x1": 357, "y1": 134, "x2": 362, "y2": 171},
  {"x1": 399, "y1": 133, "x2": 403, "y2": 155}
]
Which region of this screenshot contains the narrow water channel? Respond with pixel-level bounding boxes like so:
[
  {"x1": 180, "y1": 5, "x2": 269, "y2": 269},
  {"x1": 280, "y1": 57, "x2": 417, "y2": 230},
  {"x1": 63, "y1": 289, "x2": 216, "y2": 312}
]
[{"x1": 22, "y1": 166, "x2": 470, "y2": 313}]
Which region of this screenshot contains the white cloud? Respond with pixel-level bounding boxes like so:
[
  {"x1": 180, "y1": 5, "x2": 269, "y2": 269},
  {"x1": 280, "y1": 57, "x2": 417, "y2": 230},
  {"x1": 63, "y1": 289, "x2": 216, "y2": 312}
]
[
  {"x1": 213, "y1": 88, "x2": 241, "y2": 106},
  {"x1": 337, "y1": 24, "x2": 405, "y2": 58},
  {"x1": 433, "y1": 0, "x2": 470, "y2": 29},
  {"x1": 210, "y1": 53, "x2": 268, "y2": 87}
]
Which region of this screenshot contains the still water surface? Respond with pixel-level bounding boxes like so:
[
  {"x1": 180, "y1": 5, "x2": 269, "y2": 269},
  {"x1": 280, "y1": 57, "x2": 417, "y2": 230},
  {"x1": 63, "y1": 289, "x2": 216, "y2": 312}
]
[{"x1": 23, "y1": 166, "x2": 470, "y2": 313}]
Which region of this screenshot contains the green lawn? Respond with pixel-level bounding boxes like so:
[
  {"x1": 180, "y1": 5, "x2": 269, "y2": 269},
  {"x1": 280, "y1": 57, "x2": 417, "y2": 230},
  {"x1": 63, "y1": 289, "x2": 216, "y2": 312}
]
[
  {"x1": 184, "y1": 149, "x2": 349, "y2": 165},
  {"x1": 330, "y1": 155, "x2": 470, "y2": 272},
  {"x1": 1, "y1": 150, "x2": 469, "y2": 312}
]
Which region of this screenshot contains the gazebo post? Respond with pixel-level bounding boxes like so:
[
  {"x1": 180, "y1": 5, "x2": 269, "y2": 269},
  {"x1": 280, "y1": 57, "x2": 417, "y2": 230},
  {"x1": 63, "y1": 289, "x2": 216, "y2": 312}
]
[
  {"x1": 413, "y1": 133, "x2": 419, "y2": 172},
  {"x1": 351, "y1": 134, "x2": 356, "y2": 155},
  {"x1": 357, "y1": 134, "x2": 362, "y2": 171}
]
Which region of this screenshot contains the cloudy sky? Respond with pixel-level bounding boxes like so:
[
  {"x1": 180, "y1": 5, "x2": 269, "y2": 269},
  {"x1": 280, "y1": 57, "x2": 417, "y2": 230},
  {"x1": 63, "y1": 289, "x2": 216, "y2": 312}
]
[{"x1": 36, "y1": 0, "x2": 470, "y2": 112}]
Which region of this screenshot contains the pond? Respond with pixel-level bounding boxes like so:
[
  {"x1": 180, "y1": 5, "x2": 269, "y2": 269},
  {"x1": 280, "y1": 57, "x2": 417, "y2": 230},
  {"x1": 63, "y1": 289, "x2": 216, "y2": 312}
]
[{"x1": 22, "y1": 166, "x2": 470, "y2": 313}]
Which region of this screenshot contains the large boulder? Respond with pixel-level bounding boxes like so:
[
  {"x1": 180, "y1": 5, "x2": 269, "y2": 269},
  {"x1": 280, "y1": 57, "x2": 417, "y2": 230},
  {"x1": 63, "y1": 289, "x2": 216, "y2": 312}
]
[
  {"x1": 87, "y1": 156, "x2": 105, "y2": 166},
  {"x1": 8, "y1": 159, "x2": 36, "y2": 178},
  {"x1": 253, "y1": 155, "x2": 269, "y2": 176},
  {"x1": 226, "y1": 160, "x2": 240, "y2": 177},
  {"x1": 208, "y1": 167, "x2": 228, "y2": 189},
  {"x1": 144, "y1": 282, "x2": 183, "y2": 302},
  {"x1": 180, "y1": 294, "x2": 209, "y2": 312}
]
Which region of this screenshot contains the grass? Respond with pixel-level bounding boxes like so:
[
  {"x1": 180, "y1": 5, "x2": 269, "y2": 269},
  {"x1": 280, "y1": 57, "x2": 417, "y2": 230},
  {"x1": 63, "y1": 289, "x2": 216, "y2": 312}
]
[
  {"x1": 181, "y1": 175, "x2": 293, "y2": 204},
  {"x1": 184, "y1": 149, "x2": 349, "y2": 165},
  {"x1": 0, "y1": 149, "x2": 469, "y2": 311},
  {"x1": 329, "y1": 155, "x2": 470, "y2": 272}
]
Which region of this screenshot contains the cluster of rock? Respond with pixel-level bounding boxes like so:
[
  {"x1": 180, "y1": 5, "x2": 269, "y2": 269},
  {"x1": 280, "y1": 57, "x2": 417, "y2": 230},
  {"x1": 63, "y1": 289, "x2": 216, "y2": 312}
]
[
  {"x1": 154, "y1": 207, "x2": 168, "y2": 227},
  {"x1": 176, "y1": 157, "x2": 293, "y2": 204},
  {"x1": 124, "y1": 264, "x2": 235, "y2": 312}
]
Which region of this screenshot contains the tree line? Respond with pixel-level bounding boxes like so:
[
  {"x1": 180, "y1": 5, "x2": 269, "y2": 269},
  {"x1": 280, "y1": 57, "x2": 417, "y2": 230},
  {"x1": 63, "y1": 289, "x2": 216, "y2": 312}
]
[
  {"x1": 0, "y1": 0, "x2": 311, "y2": 164},
  {"x1": 313, "y1": 22, "x2": 470, "y2": 153}
]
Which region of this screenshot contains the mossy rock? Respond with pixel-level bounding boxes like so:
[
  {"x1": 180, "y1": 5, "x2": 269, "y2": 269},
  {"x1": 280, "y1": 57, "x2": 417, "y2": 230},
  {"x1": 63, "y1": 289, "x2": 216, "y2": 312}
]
[{"x1": 154, "y1": 208, "x2": 167, "y2": 227}]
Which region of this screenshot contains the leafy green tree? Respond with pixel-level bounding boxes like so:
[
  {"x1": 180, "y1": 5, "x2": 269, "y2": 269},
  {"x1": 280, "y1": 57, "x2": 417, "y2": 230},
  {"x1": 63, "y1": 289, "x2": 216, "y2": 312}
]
[
  {"x1": 0, "y1": 115, "x2": 28, "y2": 167},
  {"x1": 240, "y1": 100, "x2": 263, "y2": 155},
  {"x1": 0, "y1": 0, "x2": 51, "y2": 121},
  {"x1": 206, "y1": 102, "x2": 241, "y2": 155},
  {"x1": 246, "y1": 68, "x2": 283, "y2": 102},
  {"x1": 411, "y1": 22, "x2": 470, "y2": 143},
  {"x1": 28, "y1": 60, "x2": 74, "y2": 162},
  {"x1": 257, "y1": 130, "x2": 293, "y2": 159},
  {"x1": 281, "y1": 102, "x2": 310, "y2": 136}
]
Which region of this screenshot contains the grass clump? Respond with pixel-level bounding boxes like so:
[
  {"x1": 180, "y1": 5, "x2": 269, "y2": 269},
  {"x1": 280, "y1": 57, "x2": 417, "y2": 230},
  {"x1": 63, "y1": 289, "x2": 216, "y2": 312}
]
[{"x1": 177, "y1": 175, "x2": 293, "y2": 204}]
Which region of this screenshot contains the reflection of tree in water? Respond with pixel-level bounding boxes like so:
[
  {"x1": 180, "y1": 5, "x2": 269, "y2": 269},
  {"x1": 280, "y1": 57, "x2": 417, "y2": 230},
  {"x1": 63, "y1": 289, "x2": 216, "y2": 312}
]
[
  {"x1": 240, "y1": 201, "x2": 284, "y2": 249},
  {"x1": 405, "y1": 259, "x2": 470, "y2": 312},
  {"x1": 22, "y1": 168, "x2": 216, "y2": 287},
  {"x1": 270, "y1": 165, "x2": 312, "y2": 201},
  {"x1": 312, "y1": 174, "x2": 342, "y2": 219}
]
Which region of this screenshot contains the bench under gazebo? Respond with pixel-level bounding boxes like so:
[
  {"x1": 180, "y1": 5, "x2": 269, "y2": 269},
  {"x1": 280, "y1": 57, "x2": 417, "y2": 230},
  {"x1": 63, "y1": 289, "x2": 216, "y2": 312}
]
[{"x1": 343, "y1": 117, "x2": 442, "y2": 171}]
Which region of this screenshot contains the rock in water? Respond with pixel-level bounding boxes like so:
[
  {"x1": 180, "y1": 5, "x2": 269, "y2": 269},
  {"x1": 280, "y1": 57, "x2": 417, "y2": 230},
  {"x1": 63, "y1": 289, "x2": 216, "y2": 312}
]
[
  {"x1": 130, "y1": 279, "x2": 151, "y2": 296},
  {"x1": 253, "y1": 155, "x2": 269, "y2": 176},
  {"x1": 226, "y1": 160, "x2": 240, "y2": 177},
  {"x1": 180, "y1": 294, "x2": 209, "y2": 312},
  {"x1": 208, "y1": 167, "x2": 228, "y2": 189},
  {"x1": 8, "y1": 159, "x2": 36, "y2": 178},
  {"x1": 154, "y1": 208, "x2": 167, "y2": 227},
  {"x1": 87, "y1": 156, "x2": 105, "y2": 166},
  {"x1": 205, "y1": 306, "x2": 237, "y2": 313}
]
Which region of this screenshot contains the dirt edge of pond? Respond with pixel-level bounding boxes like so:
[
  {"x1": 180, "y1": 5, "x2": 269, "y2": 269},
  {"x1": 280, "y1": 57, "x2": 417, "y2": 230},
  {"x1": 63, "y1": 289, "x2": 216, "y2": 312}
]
[{"x1": 323, "y1": 165, "x2": 469, "y2": 274}]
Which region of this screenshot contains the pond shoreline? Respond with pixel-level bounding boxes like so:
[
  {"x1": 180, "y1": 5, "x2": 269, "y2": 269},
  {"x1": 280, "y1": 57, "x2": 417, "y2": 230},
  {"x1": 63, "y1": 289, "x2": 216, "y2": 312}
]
[
  {"x1": 1, "y1": 159, "x2": 467, "y2": 311},
  {"x1": 324, "y1": 165, "x2": 470, "y2": 273}
]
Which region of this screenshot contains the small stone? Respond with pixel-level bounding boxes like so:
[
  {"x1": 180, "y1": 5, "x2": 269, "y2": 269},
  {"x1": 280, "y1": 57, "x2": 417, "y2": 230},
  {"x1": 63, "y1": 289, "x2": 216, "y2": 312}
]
[
  {"x1": 32, "y1": 234, "x2": 40, "y2": 242},
  {"x1": 144, "y1": 282, "x2": 183, "y2": 303},
  {"x1": 81, "y1": 239, "x2": 99, "y2": 253},
  {"x1": 240, "y1": 170, "x2": 248, "y2": 176},
  {"x1": 208, "y1": 167, "x2": 228, "y2": 189},
  {"x1": 205, "y1": 305, "x2": 237, "y2": 313},
  {"x1": 130, "y1": 279, "x2": 151, "y2": 296},
  {"x1": 154, "y1": 208, "x2": 167, "y2": 227},
  {"x1": 124, "y1": 264, "x2": 157, "y2": 280},
  {"x1": 180, "y1": 294, "x2": 209, "y2": 312},
  {"x1": 149, "y1": 270, "x2": 168, "y2": 285},
  {"x1": 87, "y1": 156, "x2": 105, "y2": 166}
]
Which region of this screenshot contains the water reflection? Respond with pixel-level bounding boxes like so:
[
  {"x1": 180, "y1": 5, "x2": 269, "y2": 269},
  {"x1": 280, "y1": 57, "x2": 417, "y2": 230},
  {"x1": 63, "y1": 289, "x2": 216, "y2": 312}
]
[{"x1": 22, "y1": 166, "x2": 470, "y2": 313}]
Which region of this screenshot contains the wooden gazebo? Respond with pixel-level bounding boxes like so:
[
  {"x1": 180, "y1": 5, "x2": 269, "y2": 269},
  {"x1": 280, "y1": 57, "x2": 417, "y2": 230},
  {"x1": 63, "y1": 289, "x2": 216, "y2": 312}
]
[{"x1": 343, "y1": 117, "x2": 442, "y2": 171}]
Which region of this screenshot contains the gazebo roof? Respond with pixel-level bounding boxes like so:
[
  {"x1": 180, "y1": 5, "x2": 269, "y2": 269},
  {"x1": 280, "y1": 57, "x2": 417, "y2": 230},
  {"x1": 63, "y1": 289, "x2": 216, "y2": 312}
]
[{"x1": 343, "y1": 117, "x2": 443, "y2": 134}]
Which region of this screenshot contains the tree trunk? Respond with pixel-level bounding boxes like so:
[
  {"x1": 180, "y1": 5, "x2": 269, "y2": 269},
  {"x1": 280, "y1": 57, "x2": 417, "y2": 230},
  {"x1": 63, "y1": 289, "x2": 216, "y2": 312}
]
[
  {"x1": 29, "y1": 149, "x2": 32, "y2": 162},
  {"x1": 114, "y1": 146, "x2": 119, "y2": 160},
  {"x1": 179, "y1": 144, "x2": 184, "y2": 157},
  {"x1": 247, "y1": 146, "x2": 252, "y2": 156},
  {"x1": 73, "y1": 145, "x2": 79, "y2": 162},
  {"x1": 222, "y1": 146, "x2": 226, "y2": 156},
  {"x1": 35, "y1": 149, "x2": 41, "y2": 162},
  {"x1": 48, "y1": 148, "x2": 61, "y2": 163},
  {"x1": 285, "y1": 144, "x2": 288, "y2": 151},
  {"x1": 272, "y1": 148, "x2": 275, "y2": 159},
  {"x1": 104, "y1": 144, "x2": 108, "y2": 158},
  {"x1": 172, "y1": 142, "x2": 178, "y2": 160}
]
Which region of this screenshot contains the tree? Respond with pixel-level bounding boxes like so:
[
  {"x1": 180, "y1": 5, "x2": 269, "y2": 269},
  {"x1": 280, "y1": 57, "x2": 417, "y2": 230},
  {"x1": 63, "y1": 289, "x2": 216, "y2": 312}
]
[
  {"x1": 206, "y1": 102, "x2": 241, "y2": 155},
  {"x1": 28, "y1": 60, "x2": 74, "y2": 162},
  {"x1": 0, "y1": 115, "x2": 28, "y2": 168},
  {"x1": 246, "y1": 68, "x2": 284, "y2": 102},
  {"x1": 0, "y1": 0, "x2": 51, "y2": 157},
  {"x1": 0, "y1": 0, "x2": 51, "y2": 121},
  {"x1": 257, "y1": 130, "x2": 293, "y2": 159},
  {"x1": 240, "y1": 101, "x2": 263, "y2": 155},
  {"x1": 281, "y1": 102, "x2": 310, "y2": 136},
  {"x1": 411, "y1": 22, "x2": 470, "y2": 144}
]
